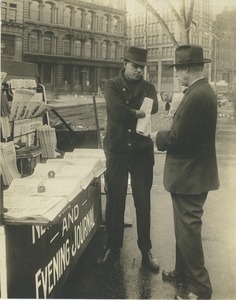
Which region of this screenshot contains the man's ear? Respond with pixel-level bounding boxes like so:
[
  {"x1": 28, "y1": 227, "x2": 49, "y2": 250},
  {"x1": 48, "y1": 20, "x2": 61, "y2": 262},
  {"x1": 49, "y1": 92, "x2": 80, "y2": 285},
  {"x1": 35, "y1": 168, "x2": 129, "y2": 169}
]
[{"x1": 123, "y1": 61, "x2": 127, "y2": 68}]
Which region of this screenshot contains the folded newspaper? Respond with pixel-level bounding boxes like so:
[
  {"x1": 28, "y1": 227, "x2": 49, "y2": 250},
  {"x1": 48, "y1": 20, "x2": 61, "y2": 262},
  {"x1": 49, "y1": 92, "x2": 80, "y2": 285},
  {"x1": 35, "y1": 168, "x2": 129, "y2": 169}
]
[{"x1": 136, "y1": 97, "x2": 153, "y2": 136}]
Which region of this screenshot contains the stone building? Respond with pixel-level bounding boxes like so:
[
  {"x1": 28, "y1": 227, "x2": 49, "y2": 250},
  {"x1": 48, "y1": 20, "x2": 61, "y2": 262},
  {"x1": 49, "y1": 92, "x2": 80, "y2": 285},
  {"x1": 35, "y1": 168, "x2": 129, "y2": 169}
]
[
  {"x1": 1, "y1": 0, "x2": 127, "y2": 95},
  {"x1": 213, "y1": 9, "x2": 236, "y2": 89}
]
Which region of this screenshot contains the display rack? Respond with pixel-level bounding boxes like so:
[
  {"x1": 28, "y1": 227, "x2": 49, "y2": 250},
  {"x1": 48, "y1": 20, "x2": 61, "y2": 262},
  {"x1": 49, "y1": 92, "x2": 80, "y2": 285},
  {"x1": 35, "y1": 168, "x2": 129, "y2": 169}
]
[{"x1": 0, "y1": 60, "x2": 103, "y2": 299}]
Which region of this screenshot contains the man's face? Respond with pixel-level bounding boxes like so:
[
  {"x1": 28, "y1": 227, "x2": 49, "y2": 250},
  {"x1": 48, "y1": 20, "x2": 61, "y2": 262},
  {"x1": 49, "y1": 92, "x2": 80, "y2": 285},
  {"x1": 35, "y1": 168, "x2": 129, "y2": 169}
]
[
  {"x1": 175, "y1": 67, "x2": 189, "y2": 87},
  {"x1": 124, "y1": 61, "x2": 145, "y2": 81}
]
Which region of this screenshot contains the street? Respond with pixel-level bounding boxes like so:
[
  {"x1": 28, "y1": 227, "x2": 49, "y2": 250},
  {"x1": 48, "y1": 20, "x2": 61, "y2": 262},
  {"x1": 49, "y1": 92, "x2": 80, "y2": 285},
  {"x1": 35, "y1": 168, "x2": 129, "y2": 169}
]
[{"x1": 51, "y1": 100, "x2": 236, "y2": 299}]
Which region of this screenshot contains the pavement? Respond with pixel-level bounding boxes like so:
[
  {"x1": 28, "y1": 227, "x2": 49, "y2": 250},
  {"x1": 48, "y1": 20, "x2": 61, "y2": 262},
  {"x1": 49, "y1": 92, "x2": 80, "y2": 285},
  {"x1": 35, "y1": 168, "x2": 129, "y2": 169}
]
[{"x1": 54, "y1": 105, "x2": 236, "y2": 299}]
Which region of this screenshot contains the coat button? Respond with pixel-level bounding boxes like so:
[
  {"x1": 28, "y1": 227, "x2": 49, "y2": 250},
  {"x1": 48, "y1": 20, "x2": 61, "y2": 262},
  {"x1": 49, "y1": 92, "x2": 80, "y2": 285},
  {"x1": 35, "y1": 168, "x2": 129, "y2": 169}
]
[
  {"x1": 128, "y1": 143, "x2": 131, "y2": 147},
  {"x1": 128, "y1": 129, "x2": 131, "y2": 132}
]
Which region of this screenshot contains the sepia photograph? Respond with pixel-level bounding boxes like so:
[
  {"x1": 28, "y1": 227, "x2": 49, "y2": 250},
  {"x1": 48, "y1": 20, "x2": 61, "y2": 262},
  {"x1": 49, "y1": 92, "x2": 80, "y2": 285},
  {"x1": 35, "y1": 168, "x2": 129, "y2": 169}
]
[{"x1": 1, "y1": 0, "x2": 236, "y2": 299}]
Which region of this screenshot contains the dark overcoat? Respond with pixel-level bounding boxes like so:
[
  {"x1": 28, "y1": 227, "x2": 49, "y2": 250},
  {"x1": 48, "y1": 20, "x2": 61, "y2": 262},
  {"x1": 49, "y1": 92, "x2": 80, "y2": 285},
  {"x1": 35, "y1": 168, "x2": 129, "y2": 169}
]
[
  {"x1": 156, "y1": 78, "x2": 220, "y2": 194},
  {"x1": 103, "y1": 69, "x2": 158, "y2": 156}
]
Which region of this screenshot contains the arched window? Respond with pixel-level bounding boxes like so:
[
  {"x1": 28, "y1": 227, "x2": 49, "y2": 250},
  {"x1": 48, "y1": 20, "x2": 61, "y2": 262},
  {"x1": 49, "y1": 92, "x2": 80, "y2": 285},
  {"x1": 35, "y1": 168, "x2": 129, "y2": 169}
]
[
  {"x1": 113, "y1": 17, "x2": 118, "y2": 34},
  {"x1": 102, "y1": 15, "x2": 109, "y2": 32},
  {"x1": 85, "y1": 39, "x2": 92, "y2": 58},
  {"x1": 30, "y1": 0, "x2": 40, "y2": 21},
  {"x1": 43, "y1": 32, "x2": 52, "y2": 54},
  {"x1": 75, "y1": 9, "x2": 82, "y2": 28},
  {"x1": 85, "y1": 11, "x2": 93, "y2": 30},
  {"x1": 64, "y1": 6, "x2": 72, "y2": 27},
  {"x1": 102, "y1": 41, "x2": 108, "y2": 59},
  {"x1": 44, "y1": 2, "x2": 53, "y2": 23},
  {"x1": 75, "y1": 40, "x2": 82, "y2": 56},
  {"x1": 111, "y1": 42, "x2": 117, "y2": 60},
  {"x1": 30, "y1": 30, "x2": 40, "y2": 52},
  {"x1": 63, "y1": 34, "x2": 71, "y2": 55}
]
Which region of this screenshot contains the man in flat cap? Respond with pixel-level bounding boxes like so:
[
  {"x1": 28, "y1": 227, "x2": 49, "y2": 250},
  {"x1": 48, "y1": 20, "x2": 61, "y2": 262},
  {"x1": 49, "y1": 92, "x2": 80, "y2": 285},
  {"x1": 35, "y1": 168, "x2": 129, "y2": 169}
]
[
  {"x1": 151, "y1": 45, "x2": 220, "y2": 299},
  {"x1": 97, "y1": 46, "x2": 159, "y2": 272}
]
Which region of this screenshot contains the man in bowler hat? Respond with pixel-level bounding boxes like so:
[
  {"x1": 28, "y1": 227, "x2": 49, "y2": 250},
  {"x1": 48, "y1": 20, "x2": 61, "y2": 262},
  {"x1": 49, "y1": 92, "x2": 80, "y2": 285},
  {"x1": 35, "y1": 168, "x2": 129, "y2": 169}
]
[
  {"x1": 151, "y1": 45, "x2": 220, "y2": 299},
  {"x1": 97, "y1": 46, "x2": 159, "y2": 271}
]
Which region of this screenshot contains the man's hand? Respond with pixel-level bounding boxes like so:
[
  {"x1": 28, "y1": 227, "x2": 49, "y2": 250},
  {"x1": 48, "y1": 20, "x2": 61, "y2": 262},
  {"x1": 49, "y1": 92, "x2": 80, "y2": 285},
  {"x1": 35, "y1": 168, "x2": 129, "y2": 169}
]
[
  {"x1": 150, "y1": 131, "x2": 158, "y2": 142},
  {"x1": 135, "y1": 110, "x2": 146, "y2": 118}
]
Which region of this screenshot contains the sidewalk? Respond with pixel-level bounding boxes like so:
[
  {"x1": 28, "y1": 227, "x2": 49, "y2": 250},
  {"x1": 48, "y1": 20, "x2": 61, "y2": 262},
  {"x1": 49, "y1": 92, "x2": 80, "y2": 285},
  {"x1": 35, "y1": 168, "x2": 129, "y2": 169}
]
[{"x1": 56, "y1": 148, "x2": 236, "y2": 299}]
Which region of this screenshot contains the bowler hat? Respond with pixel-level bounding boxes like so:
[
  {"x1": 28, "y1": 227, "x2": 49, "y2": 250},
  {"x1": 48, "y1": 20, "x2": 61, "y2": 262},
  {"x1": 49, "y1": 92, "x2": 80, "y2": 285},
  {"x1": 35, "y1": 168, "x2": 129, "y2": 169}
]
[
  {"x1": 169, "y1": 44, "x2": 212, "y2": 67},
  {"x1": 124, "y1": 46, "x2": 148, "y2": 66}
]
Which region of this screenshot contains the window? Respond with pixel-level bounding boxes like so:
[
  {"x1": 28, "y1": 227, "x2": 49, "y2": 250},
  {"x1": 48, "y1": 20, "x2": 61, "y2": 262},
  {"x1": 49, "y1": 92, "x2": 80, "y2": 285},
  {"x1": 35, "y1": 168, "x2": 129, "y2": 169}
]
[
  {"x1": 102, "y1": 15, "x2": 108, "y2": 32},
  {"x1": 102, "y1": 41, "x2": 108, "y2": 59},
  {"x1": 1, "y1": 2, "x2": 7, "y2": 21},
  {"x1": 30, "y1": 0, "x2": 40, "y2": 21},
  {"x1": 43, "y1": 32, "x2": 52, "y2": 54},
  {"x1": 30, "y1": 30, "x2": 40, "y2": 52},
  {"x1": 113, "y1": 17, "x2": 118, "y2": 34},
  {"x1": 9, "y1": 3, "x2": 17, "y2": 21},
  {"x1": 1, "y1": 34, "x2": 15, "y2": 56},
  {"x1": 63, "y1": 35, "x2": 71, "y2": 55},
  {"x1": 75, "y1": 40, "x2": 82, "y2": 56},
  {"x1": 75, "y1": 9, "x2": 82, "y2": 28},
  {"x1": 85, "y1": 39, "x2": 92, "y2": 58},
  {"x1": 85, "y1": 11, "x2": 93, "y2": 30},
  {"x1": 162, "y1": 34, "x2": 168, "y2": 43},
  {"x1": 162, "y1": 61, "x2": 173, "y2": 83},
  {"x1": 111, "y1": 42, "x2": 117, "y2": 59},
  {"x1": 44, "y1": 3, "x2": 53, "y2": 23},
  {"x1": 64, "y1": 7, "x2": 72, "y2": 27}
]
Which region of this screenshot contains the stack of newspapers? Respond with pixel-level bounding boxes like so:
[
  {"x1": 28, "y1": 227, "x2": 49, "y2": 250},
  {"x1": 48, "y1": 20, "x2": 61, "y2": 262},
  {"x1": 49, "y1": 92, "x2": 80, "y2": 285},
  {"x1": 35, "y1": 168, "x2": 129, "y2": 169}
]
[
  {"x1": 37, "y1": 125, "x2": 57, "y2": 159},
  {"x1": 0, "y1": 141, "x2": 21, "y2": 186},
  {"x1": 3, "y1": 148, "x2": 106, "y2": 223}
]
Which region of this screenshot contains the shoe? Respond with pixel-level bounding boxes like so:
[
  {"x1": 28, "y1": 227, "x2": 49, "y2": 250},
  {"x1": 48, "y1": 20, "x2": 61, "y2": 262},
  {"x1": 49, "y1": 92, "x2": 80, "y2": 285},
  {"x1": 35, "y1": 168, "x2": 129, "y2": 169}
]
[
  {"x1": 162, "y1": 270, "x2": 184, "y2": 283},
  {"x1": 142, "y1": 251, "x2": 160, "y2": 272},
  {"x1": 97, "y1": 248, "x2": 120, "y2": 265},
  {"x1": 175, "y1": 291, "x2": 211, "y2": 299}
]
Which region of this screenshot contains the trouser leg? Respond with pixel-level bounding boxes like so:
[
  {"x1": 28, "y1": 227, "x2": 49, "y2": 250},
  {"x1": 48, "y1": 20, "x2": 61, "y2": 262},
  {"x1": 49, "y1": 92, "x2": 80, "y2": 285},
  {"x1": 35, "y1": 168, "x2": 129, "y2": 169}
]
[
  {"x1": 171, "y1": 192, "x2": 212, "y2": 297},
  {"x1": 130, "y1": 153, "x2": 154, "y2": 252},
  {"x1": 105, "y1": 154, "x2": 128, "y2": 249}
]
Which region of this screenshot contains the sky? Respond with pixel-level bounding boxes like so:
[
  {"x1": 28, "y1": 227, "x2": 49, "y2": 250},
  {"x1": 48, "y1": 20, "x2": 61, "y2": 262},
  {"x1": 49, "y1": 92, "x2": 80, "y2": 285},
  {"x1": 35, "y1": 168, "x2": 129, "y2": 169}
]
[{"x1": 211, "y1": 0, "x2": 236, "y2": 14}]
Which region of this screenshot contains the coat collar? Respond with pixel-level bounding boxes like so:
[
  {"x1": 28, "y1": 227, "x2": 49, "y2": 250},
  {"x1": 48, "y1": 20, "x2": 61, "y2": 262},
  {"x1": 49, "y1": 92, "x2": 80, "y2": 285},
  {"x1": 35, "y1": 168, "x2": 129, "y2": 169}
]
[
  {"x1": 119, "y1": 69, "x2": 145, "y2": 97},
  {"x1": 174, "y1": 78, "x2": 208, "y2": 117},
  {"x1": 184, "y1": 78, "x2": 208, "y2": 97}
]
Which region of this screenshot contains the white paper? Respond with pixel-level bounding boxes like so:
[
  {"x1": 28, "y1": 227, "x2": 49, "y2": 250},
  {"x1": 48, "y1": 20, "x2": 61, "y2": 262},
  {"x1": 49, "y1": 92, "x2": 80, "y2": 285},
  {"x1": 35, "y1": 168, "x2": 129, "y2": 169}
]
[
  {"x1": 4, "y1": 194, "x2": 68, "y2": 221},
  {"x1": 136, "y1": 97, "x2": 153, "y2": 136}
]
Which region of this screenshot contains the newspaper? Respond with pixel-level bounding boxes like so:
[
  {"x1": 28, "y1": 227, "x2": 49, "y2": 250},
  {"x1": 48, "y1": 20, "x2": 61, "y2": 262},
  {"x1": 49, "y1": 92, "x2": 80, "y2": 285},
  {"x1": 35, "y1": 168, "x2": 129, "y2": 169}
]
[
  {"x1": 0, "y1": 141, "x2": 21, "y2": 186},
  {"x1": 136, "y1": 97, "x2": 153, "y2": 136},
  {"x1": 4, "y1": 194, "x2": 68, "y2": 223},
  {"x1": 38, "y1": 125, "x2": 57, "y2": 158},
  {"x1": 10, "y1": 89, "x2": 36, "y2": 120}
]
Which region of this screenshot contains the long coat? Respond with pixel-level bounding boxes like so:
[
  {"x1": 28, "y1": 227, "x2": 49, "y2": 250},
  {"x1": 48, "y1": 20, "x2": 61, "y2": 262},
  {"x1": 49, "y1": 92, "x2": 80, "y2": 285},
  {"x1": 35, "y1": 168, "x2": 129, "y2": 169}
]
[
  {"x1": 103, "y1": 69, "x2": 158, "y2": 156},
  {"x1": 156, "y1": 78, "x2": 220, "y2": 194}
]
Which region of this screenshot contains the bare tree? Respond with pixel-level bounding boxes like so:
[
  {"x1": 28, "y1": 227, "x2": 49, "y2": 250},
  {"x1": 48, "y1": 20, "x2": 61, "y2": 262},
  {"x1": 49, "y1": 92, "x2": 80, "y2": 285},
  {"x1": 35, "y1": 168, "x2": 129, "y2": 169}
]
[{"x1": 137, "y1": 0, "x2": 196, "y2": 46}]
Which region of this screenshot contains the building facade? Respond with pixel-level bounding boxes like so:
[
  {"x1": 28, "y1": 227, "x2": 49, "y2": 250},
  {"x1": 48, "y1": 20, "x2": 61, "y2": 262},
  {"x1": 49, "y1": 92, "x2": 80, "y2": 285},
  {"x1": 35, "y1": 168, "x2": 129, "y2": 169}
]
[
  {"x1": 1, "y1": 0, "x2": 127, "y2": 95},
  {"x1": 213, "y1": 9, "x2": 236, "y2": 90},
  {"x1": 127, "y1": 0, "x2": 213, "y2": 93}
]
